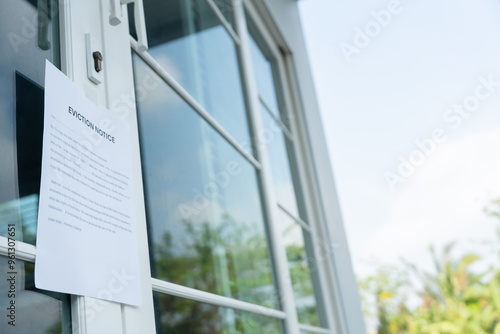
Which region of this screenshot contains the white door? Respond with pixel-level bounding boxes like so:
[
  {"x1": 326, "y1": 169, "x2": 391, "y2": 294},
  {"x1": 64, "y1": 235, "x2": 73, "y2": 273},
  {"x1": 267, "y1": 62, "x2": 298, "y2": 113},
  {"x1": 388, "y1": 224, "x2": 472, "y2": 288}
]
[{"x1": 0, "y1": 0, "x2": 154, "y2": 333}]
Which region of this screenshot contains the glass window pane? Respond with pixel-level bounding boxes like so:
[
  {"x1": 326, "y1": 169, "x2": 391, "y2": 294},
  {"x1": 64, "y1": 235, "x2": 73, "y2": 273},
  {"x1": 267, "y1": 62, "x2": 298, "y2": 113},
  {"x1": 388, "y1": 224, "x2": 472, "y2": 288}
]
[
  {"x1": 247, "y1": 14, "x2": 292, "y2": 129},
  {"x1": 133, "y1": 54, "x2": 277, "y2": 308},
  {"x1": 248, "y1": 34, "x2": 281, "y2": 118},
  {"x1": 260, "y1": 106, "x2": 300, "y2": 218},
  {"x1": 0, "y1": 0, "x2": 60, "y2": 245},
  {"x1": 278, "y1": 210, "x2": 321, "y2": 327},
  {"x1": 153, "y1": 292, "x2": 282, "y2": 334},
  {"x1": 141, "y1": 0, "x2": 252, "y2": 153},
  {"x1": 0, "y1": 257, "x2": 71, "y2": 333}
]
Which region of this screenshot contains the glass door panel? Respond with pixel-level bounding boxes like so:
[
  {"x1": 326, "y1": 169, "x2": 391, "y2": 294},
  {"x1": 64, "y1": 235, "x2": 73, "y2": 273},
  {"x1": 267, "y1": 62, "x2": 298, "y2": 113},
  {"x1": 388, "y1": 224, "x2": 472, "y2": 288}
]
[
  {"x1": 0, "y1": 0, "x2": 60, "y2": 245},
  {"x1": 133, "y1": 54, "x2": 278, "y2": 308}
]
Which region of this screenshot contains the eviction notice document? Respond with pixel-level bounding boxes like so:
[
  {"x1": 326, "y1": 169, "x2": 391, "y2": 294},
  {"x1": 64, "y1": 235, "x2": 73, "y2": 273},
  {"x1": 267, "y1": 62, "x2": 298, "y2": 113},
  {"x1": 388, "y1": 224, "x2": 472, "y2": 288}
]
[{"x1": 35, "y1": 60, "x2": 141, "y2": 306}]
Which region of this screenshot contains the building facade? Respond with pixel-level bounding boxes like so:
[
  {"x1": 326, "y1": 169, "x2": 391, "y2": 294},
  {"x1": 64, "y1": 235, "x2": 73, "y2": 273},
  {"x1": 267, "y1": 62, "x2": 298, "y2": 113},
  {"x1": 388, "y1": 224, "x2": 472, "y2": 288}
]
[{"x1": 0, "y1": 0, "x2": 365, "y2": 333}]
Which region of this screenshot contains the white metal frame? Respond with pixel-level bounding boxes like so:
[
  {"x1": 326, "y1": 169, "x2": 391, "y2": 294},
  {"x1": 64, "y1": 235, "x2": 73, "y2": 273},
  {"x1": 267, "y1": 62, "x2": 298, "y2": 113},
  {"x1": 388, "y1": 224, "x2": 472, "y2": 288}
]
[{"x1": 152, "y1": 278, "x2": 286, "y2": 319}]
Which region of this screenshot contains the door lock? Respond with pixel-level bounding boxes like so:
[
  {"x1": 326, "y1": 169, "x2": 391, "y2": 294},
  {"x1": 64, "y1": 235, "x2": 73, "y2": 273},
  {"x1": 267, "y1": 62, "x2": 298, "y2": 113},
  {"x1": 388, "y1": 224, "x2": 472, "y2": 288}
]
[
  {"x1": 85, "y1": 33, "x2": 103, "y2": 85},
  {"x1": 92, "y1": 51, "x2": 103, "y2": 73}
]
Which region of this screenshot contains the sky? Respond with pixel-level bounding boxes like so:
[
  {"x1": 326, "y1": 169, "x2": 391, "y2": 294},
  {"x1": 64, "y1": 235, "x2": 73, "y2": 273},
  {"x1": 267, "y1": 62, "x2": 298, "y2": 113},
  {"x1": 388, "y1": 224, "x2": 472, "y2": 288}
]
[{"x1": 298, "y1": 0, "x2": 500, "y2": 283}]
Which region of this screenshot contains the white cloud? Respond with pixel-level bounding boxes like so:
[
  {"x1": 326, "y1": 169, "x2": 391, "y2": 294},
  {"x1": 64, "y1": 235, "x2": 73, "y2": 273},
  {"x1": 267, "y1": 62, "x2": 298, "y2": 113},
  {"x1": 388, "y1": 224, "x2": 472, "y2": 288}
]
[{"x1": 357, "y1": 129, "x2": 500, "y2": 273}]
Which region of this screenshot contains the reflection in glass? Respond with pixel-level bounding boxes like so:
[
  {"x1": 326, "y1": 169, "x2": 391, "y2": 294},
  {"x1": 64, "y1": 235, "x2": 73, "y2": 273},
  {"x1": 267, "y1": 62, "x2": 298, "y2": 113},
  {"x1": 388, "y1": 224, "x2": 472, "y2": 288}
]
[
  {"x1": 260, "y1": 105, "x2": 299, "y2": 218},
  {"x1": 0, "y1": 257, "x2": 71, "y2": 333},
  {"x1": 0, "y1": 0, "x2": 59, "y2": 245},
  {"x1": 141, "y1": 0, "x2": 252, "y2": 152},
  {"x1": 248, "y1": 33, "x2": 280, "y2": 118},
  {"x1": 153, "y1": 292, "x2": 282, "y2": 334},
  {"x1": 0, "y1": 195, "x2": 39, "y2": 246},
  {"x1": 278, "y1": 210, "x2": 320, "y2": 327},
  {"x1": 133, "y1": 55, "x2": 277, "y2": 308}
]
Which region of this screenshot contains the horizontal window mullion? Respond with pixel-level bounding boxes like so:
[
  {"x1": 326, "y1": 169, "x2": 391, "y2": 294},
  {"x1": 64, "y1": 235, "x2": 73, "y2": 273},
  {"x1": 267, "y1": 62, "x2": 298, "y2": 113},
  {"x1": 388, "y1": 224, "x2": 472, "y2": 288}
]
[
  {"x1": 151, "y1": 278, "x2": 286, "y2": 320},
  {"x1": 278, "y1": 203, "x2": 311, "y2": 233},
  {"x1": 204, "y1": 0, "x2": 240, "y2": 45},
  {"x1": 0, "y1": 236, "x2": 36, "y2": 262},
  {"x1": 131, "y1": 40, "x2": 261, "y2": 171},
  {"x1": 298, "y1": 323, "x2": 332, "y2": 334},
  {"x1": 259, "y1": 95, "x2": 293, "y2": 141}
]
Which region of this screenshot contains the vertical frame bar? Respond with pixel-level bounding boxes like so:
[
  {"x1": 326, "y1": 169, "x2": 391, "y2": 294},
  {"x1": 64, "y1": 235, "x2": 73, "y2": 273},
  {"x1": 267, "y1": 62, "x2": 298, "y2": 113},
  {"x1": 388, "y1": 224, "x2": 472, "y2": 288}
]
[
  {"x1": 272, "y1": 43, "x2": 344, "y2": 332},
  {"x1": 263, "y1": 0, "x2": 366, "y2": 330},
  {"x1": 59, "y1": 0, "x2": 157, "y2": 332},
  {"x1": 65, "y1": 0, "x2": 125, "y2": 330},
  {"x1": 232, "y1": 0, "x2": 301, "y2": 333},
  {"x1": 100, "y1": 0, "x2": 157, "y2": 331}
]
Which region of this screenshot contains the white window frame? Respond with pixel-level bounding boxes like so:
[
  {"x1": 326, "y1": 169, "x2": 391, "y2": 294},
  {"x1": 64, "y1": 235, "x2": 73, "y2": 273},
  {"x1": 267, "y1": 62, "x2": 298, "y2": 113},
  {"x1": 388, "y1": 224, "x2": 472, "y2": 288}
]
[
  {"x1": 240, "y1": 1, "x2": 347, "y2": 333},
  {"x1": 244, "y1": 1, "x2": 366, "y2": 333}
]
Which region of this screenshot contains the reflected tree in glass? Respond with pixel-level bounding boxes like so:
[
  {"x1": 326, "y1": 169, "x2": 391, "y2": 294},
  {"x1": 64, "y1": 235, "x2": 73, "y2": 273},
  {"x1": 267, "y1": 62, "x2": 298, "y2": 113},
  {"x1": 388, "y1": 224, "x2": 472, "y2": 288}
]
[{"x1": 152, "y1": 213, "x2": 282, "y2": 334}]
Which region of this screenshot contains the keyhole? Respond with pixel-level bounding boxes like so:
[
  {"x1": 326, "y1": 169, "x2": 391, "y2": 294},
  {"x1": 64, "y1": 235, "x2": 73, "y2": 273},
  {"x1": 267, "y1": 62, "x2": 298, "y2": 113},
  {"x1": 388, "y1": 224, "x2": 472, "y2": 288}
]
[{"x1": 92, "y1": 51, "x2": 103, "y2": 73}]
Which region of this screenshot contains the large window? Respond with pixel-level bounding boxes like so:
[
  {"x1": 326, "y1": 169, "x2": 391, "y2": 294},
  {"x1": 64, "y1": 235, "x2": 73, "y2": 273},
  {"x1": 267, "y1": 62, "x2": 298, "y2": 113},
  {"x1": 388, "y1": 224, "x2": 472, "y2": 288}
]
[{"x1": 133, "y1": 0, "x2": 334, "y2": 333}]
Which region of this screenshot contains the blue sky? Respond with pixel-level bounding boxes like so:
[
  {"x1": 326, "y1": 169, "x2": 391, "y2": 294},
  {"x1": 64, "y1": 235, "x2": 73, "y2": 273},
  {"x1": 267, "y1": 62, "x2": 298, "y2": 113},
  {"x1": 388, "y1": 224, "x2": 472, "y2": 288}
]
[{"x1": 298, "y1": 0, "x2": 500, "y2": 280}]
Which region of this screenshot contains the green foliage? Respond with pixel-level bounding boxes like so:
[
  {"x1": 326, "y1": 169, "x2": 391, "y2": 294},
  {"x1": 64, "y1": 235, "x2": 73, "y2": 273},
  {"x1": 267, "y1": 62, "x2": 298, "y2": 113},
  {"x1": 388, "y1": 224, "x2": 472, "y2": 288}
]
[
  {"x1": 359, "y1": 244, "x2": 500, "y2": 334},
  {"x1": 359, "y1": 200, "x2": 500, "y2": 333}
]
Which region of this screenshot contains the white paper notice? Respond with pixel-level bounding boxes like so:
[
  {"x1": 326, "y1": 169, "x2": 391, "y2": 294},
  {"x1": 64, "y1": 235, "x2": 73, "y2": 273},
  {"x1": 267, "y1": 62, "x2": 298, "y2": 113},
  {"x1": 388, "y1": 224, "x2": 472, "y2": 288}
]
[{"x1": 35, "y1": 60, "x2": 141, "y2": 306}]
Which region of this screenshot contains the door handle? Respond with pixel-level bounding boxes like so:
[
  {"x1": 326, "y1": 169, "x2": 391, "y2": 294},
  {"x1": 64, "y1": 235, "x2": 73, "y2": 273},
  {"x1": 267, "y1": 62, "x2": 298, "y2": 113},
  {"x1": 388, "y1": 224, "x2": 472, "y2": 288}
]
[{"x1": 110, "y1": 0, "x2": 148, "y2": 53}]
